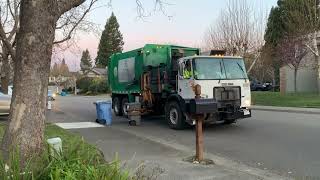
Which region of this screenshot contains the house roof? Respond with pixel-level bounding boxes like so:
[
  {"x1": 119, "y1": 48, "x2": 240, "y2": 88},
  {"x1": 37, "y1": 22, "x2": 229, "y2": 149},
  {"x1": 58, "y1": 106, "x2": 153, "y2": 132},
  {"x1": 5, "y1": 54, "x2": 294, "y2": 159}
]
[{"x1": 91, "y1": 68, "x2": 107, "y2": 75}]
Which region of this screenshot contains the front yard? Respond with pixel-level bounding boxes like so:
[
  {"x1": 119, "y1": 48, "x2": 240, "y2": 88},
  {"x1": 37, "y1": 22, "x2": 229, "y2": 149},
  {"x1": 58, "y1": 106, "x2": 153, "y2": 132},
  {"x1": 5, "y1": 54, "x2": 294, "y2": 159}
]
[
  {"x1": 0, "y1": 122, "x2": 130, "y2": 179},
  {"x1": 252, "y1": 92, "x2": 320, "y2": 108}
]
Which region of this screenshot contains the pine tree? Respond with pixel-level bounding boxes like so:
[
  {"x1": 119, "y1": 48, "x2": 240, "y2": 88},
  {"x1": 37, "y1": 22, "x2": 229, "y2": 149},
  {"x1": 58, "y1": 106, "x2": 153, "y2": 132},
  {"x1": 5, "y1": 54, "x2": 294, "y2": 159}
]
[
  {"x1": 80, "y1": 49, "x2": 92, "y2": 71},
  {"x1": 95, "y1": 12, "x2": 124, "y2": 67},
  {"x1": 60, "y1": 58, "x2": 70, "y2": 76}
]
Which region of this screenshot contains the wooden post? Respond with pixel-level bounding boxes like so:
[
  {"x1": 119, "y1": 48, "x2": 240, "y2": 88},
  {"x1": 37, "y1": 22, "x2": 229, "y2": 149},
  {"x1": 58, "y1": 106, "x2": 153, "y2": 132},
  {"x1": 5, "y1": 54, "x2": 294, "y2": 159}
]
[{"x1": 194, "y1": 84, "x2": 204, "y2": 162}]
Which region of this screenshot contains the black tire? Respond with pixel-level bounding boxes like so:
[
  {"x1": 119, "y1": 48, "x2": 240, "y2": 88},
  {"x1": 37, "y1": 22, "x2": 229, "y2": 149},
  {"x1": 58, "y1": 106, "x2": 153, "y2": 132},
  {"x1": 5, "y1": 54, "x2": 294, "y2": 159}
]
[
  {"x1": 113, "y1": 97, "x2": 122, "y2": 116},
  {"x1": 121, "y1": 97, "x2": 129, "y2": 117},
  {"x1": 223, "y1": 119, "x2": 236, "y2": 125},
  {"x1": 165, "y1": 101, "x2": 186, "y2": 130}
]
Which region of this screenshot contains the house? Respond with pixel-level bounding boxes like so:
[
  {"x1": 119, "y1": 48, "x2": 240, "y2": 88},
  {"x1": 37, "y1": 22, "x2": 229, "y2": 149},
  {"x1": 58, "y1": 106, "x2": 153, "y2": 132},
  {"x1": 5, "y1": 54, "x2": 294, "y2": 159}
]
[
  {"x1": 79, "y1": 67, "x2": 108, "y2": 78},
  {"x1": 280, "y1": 49, "x2": 320, "y2": 93},
  {"x1": 49, "y1": 72, "x2": 78, "y2": 93}
]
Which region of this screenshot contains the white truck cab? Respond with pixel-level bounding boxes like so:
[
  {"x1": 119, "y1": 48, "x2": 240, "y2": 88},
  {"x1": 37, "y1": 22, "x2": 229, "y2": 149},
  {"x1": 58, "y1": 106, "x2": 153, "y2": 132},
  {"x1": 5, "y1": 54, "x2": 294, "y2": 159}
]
[{"x1": 175, "y1": 55, "x2": 251, "y2": 125}]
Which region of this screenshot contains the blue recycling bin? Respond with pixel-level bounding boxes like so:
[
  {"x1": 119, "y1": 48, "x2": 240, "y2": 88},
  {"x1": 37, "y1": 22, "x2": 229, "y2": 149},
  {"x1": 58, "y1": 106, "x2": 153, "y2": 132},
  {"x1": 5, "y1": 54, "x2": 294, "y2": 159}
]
[
  {"x1": 61, "y1": 91, "x2": 67, "y2": 96},
  {"x1": 94, "y1": 101, "x2": 112, "y2": 125}
]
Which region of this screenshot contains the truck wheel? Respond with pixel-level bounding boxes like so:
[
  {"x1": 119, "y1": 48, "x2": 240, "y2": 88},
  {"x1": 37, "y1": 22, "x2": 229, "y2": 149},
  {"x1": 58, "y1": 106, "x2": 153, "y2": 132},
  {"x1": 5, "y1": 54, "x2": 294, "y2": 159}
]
[
  {"x1": 223, "y1": 119, "x2": 236, "y2": 125},
  {"x1": 113, "y1": 97, "x2": 122, "y2": 116},
  {"x1": 165, "y1": 101, "x2": 185, "y2": 130},
  {"x1": 121, "y1": 97, "x2": 129, "y2": 117}
]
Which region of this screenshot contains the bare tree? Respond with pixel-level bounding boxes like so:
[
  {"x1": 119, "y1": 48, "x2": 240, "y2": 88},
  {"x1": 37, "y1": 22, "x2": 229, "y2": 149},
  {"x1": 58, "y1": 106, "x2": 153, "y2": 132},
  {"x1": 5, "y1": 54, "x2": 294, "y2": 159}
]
[
  {"x1": 1, "y1": 0, "x2": 169, "y2": 164},
  {"x1": 1, "y1": 0, "x2": 90, "y2": 164},
  {"x1": 50, "y1": 60, "x2": 71, "y2": 89},
  {"x1": 278, "y1": 36, "x2": 308, "y2": 92},
  {"x1": 0, "y1": 0, "x2": 98, "y2": 95},
  {"x1": 203, "y1": 0, "x2": 267, "y2": 73},
  {"x1": 0, "y1": 0, "x2": 19, "y2": 94},
  {"x1": 254, "y1": 44, "x2": 278, "y2": 87}
]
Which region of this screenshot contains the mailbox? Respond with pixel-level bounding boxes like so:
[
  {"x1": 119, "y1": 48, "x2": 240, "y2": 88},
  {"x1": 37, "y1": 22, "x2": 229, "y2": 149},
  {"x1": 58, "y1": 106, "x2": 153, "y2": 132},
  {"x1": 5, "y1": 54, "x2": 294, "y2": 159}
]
[{"x1": 189, "y1": 99, "x2": 217, "y2": 114}]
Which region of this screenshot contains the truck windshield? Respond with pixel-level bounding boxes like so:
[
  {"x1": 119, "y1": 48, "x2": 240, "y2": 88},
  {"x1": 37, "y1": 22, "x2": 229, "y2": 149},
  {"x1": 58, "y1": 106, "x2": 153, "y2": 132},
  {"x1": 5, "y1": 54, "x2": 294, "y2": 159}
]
[{"x1": 193, "y1": 58, "x2": 248, "y2": 80}]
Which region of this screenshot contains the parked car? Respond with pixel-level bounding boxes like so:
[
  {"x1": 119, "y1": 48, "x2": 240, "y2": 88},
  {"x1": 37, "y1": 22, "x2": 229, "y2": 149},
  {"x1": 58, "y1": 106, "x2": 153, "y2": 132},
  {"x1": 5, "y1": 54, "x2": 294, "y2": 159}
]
[
  {"x1": 0, "y1": 92, "x2": 11, "y2": 115},
  {"x1": 250, "y1": 80, "x2": 273, "y2": 91},
  {"x1": 48, "y1": 90, "x2": 56, "y2": 101}
]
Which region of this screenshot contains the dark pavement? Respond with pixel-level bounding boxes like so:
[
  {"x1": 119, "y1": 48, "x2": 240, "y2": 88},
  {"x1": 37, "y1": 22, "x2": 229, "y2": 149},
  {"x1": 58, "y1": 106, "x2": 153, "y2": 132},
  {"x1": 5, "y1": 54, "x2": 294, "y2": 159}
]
[{"x1": 47, "y1": 95, "x2": 320, "y2": 179}]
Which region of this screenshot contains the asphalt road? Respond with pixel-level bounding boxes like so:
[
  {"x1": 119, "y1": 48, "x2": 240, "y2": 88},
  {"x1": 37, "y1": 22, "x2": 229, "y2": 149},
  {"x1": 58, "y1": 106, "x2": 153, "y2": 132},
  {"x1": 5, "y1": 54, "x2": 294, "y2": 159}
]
[{"x1": 48, "y1": 95, "x2": 320, "y2": 178}]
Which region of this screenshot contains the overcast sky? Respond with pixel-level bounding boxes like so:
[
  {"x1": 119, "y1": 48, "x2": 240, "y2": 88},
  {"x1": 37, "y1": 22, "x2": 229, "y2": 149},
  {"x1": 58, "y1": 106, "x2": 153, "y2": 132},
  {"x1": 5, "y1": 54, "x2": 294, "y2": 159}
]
[{"x1": 58, "y1": 0, "x2": 278, "y2": 71}]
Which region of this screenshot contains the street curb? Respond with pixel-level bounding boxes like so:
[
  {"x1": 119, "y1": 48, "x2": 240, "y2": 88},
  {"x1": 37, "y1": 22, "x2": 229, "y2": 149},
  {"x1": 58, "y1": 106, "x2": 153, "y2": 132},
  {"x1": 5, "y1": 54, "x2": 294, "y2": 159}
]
[
  {"x1": 251, "y1": 106, "x2": 320, "y2": 115},
  {"x1": 111, "y1": 126, "x2": 291, "y2": 180}
]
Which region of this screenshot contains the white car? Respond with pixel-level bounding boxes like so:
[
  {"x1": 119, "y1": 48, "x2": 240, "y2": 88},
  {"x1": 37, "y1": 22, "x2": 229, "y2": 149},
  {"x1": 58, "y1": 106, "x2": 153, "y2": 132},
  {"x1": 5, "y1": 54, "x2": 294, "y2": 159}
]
[{"x1": 0, "y1": 92, "x2": 11, "y2": 115}]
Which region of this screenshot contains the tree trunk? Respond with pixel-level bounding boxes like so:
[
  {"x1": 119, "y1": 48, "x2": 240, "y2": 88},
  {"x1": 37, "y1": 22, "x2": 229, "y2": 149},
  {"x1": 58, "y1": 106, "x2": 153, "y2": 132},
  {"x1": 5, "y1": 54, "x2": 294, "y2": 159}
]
[
  {"x1": 294, "y1": 68, "x2": 298, "y2": 93},
  {"x1": 1, "y1": 0, "x2": 58, "y2": 162}
]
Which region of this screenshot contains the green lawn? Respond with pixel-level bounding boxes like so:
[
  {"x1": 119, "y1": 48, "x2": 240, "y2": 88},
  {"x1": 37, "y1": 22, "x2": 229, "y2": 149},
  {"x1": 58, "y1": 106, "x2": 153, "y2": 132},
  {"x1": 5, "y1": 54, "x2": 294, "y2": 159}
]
[
  {"x1": 0, "y1": 122, "x2": 97, "y2": 150},
  {"x1": 252, "y1": 92, "x2": 320, "y2": 108}
]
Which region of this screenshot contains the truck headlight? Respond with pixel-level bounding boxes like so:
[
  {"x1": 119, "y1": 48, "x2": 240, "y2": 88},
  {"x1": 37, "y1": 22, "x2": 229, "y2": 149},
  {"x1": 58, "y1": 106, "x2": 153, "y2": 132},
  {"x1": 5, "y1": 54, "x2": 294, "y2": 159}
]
[
  {"x1": 244, "y1": 99, "x2": 251, "y2": 107},
  {"x1": 52, "y1": 93, "x2": 56, "y2": 98}
]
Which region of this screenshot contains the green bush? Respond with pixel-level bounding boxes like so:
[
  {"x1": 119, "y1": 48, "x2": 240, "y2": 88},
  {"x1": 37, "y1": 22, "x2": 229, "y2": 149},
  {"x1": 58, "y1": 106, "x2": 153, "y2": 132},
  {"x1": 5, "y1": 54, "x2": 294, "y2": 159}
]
[
  {"x1": 76, "y1": 77, "x2": 93, "y2": 93},
  {"x1": 77, "y1": 77, "x2": 109, "y2": 95}
]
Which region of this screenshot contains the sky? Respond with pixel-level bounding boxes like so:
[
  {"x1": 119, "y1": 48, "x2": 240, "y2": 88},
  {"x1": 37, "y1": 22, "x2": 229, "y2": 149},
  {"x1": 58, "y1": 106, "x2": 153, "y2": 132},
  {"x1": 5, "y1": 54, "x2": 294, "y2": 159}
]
[{"x1": 59, "y1": 0, "x2": 278, "y2": 71}]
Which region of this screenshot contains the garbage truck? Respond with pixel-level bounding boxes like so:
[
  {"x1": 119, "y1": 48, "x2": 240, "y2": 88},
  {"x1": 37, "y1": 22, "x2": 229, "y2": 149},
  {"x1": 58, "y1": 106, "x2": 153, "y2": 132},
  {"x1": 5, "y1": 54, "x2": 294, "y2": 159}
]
[{"x1": 108, "y1": 44, "x2": 251, "y2": 129}]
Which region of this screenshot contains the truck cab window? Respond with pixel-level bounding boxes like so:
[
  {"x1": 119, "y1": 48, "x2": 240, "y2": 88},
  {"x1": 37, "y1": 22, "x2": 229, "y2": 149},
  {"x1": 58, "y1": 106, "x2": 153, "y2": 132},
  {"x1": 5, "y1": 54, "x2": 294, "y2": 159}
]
[
  {"x1": 183, "y1": 60, "x2": 192, "y2": 79},
  {"x1": 178, "y1": 62, "x2": 184, "y2": 77}
]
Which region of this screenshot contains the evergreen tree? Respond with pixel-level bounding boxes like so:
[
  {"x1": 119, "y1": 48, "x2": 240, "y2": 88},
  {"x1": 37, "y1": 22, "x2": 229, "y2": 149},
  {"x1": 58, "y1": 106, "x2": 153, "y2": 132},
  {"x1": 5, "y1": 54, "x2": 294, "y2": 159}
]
[
  {"x1": 95, "y1": 12, "x2": 124, "y2": 67},
  {"x1": 264, "y1": 7, "x2": 285, "y2": 47},
  {"x1": 60, "y1": 58, "x2": 70, "y2": 76},
  {"x1": 263, "y1": 2, "x2": 287, "y2": 87},
  {"x1": 80, "y1": 49, "x2": 92, "y2": 71}
]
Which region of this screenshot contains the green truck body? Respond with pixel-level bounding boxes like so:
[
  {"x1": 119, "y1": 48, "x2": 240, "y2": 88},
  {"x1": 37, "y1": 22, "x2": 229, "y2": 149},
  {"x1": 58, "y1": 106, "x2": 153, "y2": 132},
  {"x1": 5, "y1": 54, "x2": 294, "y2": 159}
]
[
  {"x1": 108, "y1": 44, "x2": 199, "y2": 101},
  {"x1": 108, "y1": 44, "x2": 251, "y2": 129}
]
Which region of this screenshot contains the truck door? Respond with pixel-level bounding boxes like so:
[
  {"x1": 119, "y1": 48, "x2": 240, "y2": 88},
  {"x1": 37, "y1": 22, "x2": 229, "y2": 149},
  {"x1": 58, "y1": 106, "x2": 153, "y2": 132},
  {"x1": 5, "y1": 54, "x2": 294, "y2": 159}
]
[{"x1": 177, "y1": 59, "x2": 195, "y2": 99}]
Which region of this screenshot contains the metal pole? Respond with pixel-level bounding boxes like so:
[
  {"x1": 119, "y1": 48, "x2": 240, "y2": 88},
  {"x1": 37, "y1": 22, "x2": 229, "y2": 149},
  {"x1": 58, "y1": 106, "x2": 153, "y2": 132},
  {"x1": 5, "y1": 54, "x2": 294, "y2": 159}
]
[{"x1": 194, "y1": 84, "x2": 204, "y2": 161}]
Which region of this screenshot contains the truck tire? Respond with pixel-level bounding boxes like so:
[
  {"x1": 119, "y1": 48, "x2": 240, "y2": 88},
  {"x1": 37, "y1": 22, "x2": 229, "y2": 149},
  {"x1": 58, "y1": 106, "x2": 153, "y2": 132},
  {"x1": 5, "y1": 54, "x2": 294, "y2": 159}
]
[
  {"x1": 113, "y1": 97, "x2": 122, "y2": 116},
  {"x1": 165, "y1": 101, "x2": 186, "y2": 130},
  {"x1": 121, "y1": 97, "x2": 129, "y2": 117},
  {"x1": 223, "y1": 119, "x2": 236, "y2": 125}
]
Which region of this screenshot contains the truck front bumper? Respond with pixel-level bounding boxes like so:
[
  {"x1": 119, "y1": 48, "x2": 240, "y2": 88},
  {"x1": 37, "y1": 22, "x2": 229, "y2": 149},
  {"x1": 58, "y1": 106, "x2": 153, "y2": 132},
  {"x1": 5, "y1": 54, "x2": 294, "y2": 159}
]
[{"x1": 220, "y1": 108, "x2": 251, "y2": 120}]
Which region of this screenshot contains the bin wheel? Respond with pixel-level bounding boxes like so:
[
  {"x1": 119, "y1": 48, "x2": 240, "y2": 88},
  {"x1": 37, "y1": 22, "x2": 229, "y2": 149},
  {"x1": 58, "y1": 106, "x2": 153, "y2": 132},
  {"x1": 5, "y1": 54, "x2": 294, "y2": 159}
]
[
  {"x1": 113, "y1": 97, "x2": 122, "y2": 116},
  {"x1": 121, "y1": 98, "x2": 129, "y2": 117}
]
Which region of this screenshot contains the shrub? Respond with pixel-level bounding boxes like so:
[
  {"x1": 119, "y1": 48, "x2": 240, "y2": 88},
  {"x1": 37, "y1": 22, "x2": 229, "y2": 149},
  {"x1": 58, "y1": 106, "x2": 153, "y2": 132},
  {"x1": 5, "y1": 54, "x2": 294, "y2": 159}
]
[
  {"x1": 76, "y1": 77, "x2": 93, "y2": 93},
  {"x1": 77, "y1": 77, "x2": 109, "y2": 95}
]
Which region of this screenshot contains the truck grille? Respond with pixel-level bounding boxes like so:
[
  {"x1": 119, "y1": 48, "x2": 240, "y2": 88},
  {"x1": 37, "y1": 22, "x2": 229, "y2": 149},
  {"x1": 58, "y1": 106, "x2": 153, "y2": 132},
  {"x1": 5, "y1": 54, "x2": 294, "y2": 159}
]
[{"x1": 213, "y1": 86, "x2": 241, "y2": 108}]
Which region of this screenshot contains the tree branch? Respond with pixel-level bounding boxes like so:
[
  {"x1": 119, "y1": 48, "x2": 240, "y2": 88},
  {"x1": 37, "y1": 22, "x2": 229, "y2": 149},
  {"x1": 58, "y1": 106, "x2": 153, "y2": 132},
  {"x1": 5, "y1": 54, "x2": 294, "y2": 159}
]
[
  {"x1": 7, "y1": 0, "x2": 19, "y2": 41},
  {"x1": 305, "y1": 43, "x2": 318, "y2": 56},
  {"x1": 54, "y1": 0, "x2": 97, "y2": 44},
  {"x1": 0, "y1": 21, "x2": 15, "y2": 61},
  {"x1": 57, "y1": 0, "x2": 85, "y2": 16}
]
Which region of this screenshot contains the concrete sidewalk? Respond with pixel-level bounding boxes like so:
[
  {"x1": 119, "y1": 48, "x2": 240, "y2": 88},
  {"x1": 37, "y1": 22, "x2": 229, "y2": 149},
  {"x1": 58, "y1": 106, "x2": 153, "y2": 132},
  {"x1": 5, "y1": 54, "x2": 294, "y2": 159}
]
[
  {"x1": 48, "y1": 113, "x2": 289, "y2": 180},
  {"x1": 71, "y1": 127, "x2": 265, "y2": 180},
  {"x1": 252, "y1": 105, "x2": 320, "y2": 114},
  {"x1": 69, "y1": 126, "x2": 288, "y2": 180}
]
